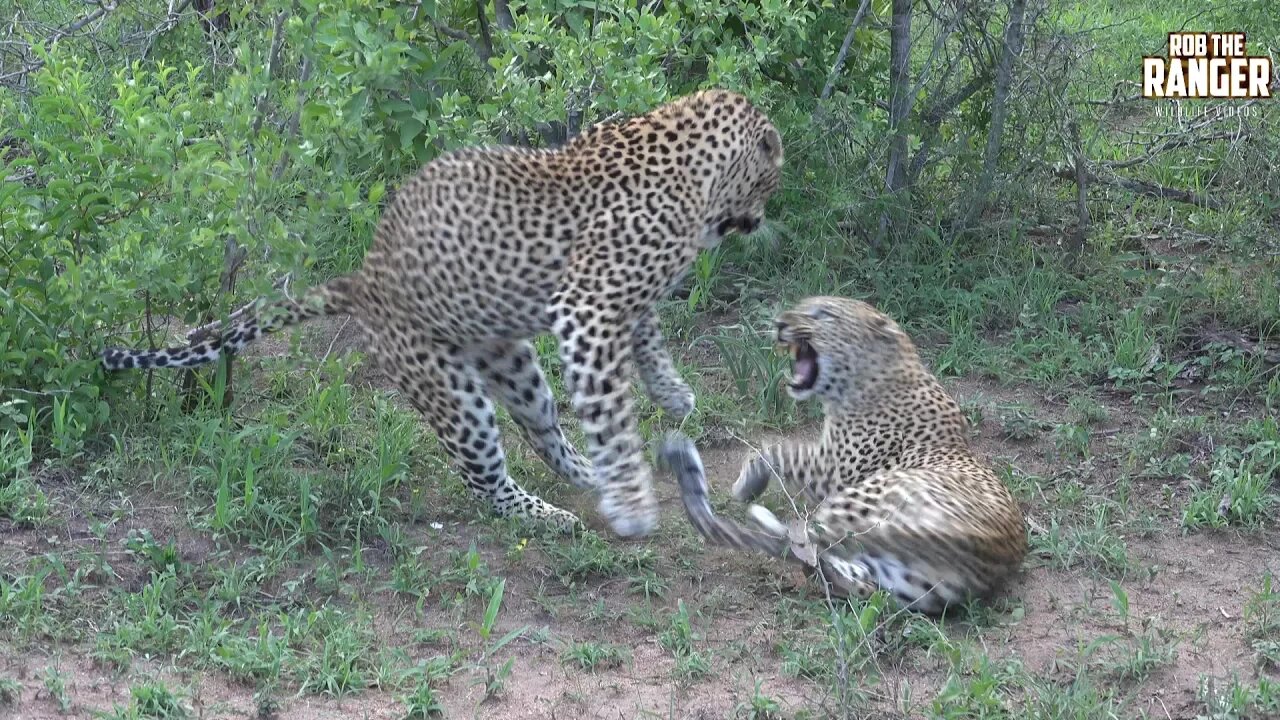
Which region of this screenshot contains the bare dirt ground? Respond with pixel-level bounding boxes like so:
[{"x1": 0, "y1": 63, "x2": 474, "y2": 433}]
[{"x1": 3, "y1": 317, "x2": 1278, "y2": 719}]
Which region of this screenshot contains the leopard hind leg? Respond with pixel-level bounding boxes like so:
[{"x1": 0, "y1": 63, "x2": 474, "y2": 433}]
[
  {"x1": 746, "y1": 505, "x2": 961, "y2": 615},
  {"x1": 382, "y1": 335, "x2": 579, "y2": 532},
  {"x1": 476, "y1": 339, "x2": 595, "y2": 490},
  {"x1": 854, "y1": 552, "x2": 970, "y2": 615},
  {"x1": 806, "y1": 552, "x2": 956, "y2": 615}
]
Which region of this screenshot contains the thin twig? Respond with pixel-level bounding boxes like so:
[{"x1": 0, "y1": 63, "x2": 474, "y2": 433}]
[
  {"x1": 1067, "y1": 119, "x2": 1089, "y2": 254},
  {"x1": 144, "y1": 290, "x2": 155, "y2": 412},
  {"x1": 0, "y1": 2, "x2": 116, "y2": 86},
  {"x1": 1050, "y1": 162, "x2": 1225, "y2": 210},
  {"x1": 322, "y1": 316, "x2": 352, "y2": 363},
  {"x1": 906, "y1": 72, "x2": 991, "y2": 187},
  {"x1": 472, "y1": 0, "x2": 494, "y2": 62},
  {"x1": 964, "y1": 0, "x2": 1028, "y2": 226},
  {"x1": 251, "y1": 11, "x2": 289, "y2": 137},
  {"x1": 431, "y1": 17, "x2": 491, "y2": 63},
  {"x1": 271, "y1": 20, "x2": 317, "y2": 183},
  {"x1": 1104, "y1": 131, "x2": 1242, "y2": 170},
  {"x1": 819, "y1": 0, "x2": 873, "y2": 102}
]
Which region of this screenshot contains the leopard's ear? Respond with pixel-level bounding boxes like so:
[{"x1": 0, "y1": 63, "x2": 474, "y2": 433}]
[
  {"x1": 870, "y1": 313, "x2": 906, "y2": 344},
  {"x1": 758, "y1": 126, "x2": 783, "y2": 164}
]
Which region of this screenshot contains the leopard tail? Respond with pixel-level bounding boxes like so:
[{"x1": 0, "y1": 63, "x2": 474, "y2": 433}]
[{"x1": 101, "y1": 274, "x2": 356, "y2": 371}]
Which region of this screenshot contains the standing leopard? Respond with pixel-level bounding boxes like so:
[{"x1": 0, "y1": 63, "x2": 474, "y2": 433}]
[
  {"x1": 657, "y1": 296, "x2": 1026, "y2": 614},
  {"x1": 100, "y1": 89, "x2": 784, "y2": 539}
]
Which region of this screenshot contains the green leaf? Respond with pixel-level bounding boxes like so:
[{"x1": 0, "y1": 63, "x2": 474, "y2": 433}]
[{"x1": 480, "y1": 578, "x2": 506, "y2": 639}]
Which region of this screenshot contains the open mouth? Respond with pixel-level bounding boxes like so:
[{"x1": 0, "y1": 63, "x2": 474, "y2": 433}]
[
  {"x1": 717, "y1": 216, "x2": 761, "y2": 237},
  {"x1": 786, "y1": 338, "x2": 819, "y2": 391}
]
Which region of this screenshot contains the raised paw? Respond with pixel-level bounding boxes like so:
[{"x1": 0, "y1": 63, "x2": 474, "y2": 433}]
[
  {"x1": 746, "y1": 504, "x2": 788, "y2": 537},
  {"x1": 597, "y1": 483, "x2": 659, "y2": 539},
  {"x1": 732, "y1": 455, "x2": 773, "y2": 503},
  {"x1": 653, "y1": 379, "x2": 696, "y2": 419}
]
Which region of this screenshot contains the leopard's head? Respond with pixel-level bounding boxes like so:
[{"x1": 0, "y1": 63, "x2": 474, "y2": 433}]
[
  {"x1": 685, "y1": 90, "x2": 784, "y2": 248},
  {"x1": 773, "y1": 296, "x2": 919, "y2": 407}
]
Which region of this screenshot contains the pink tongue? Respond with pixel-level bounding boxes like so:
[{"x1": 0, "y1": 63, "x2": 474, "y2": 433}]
[{"x1": 794, "y1": 356, "x2": 816, "y2": 385}]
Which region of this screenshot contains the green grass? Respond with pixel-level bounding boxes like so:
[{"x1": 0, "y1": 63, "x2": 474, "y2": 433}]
[
  {"x1": 3, "y1": 0, "x2": 1279, "y2": 717},
  {"x1": 561, "y1": 640, "x2": 630, "y2": 672}
]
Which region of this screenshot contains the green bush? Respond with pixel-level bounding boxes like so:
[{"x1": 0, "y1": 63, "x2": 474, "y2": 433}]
[{"x1": 2, "y1": 0, "x2": 882, "y2": 452}]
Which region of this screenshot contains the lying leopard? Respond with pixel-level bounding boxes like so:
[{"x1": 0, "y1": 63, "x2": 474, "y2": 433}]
[
  {"x1": 101, "y1": 89, "x2": 784, "y2": 539},
  {"x1": 657, "y1": 296, "x2": 1026, "y2": 614}
]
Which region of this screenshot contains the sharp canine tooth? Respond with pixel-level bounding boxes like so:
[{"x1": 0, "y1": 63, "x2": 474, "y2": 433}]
[{"x1": 789, "y1": 344, "x2": 798, "y2": 360}]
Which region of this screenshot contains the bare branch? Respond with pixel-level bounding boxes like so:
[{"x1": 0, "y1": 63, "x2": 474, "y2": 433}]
[
  {"x1": 43, "y1": 3, "x2": 113, "y2": 46},
  {"x1": 494, "y1": 0, "x2": 514, "y2": 31},
  {"x1": 904, "y1": 1, "x2": 962, "y2": 104},
  {"x1": 251, "y1": 10, "x2": 289, "y2": 137},
  {"x1": 875, "y1": 0, "x2": 912, "y2": 247},
  {"x1": 928, "y1": 73, "x2": 991, "y2": 128},
  {"x1": 906, "y1": 72, "x2": 990, "y2": 187},
  {"x1": 0, "y1": 2, "x2": 116, "y2": 87},
  {"x1": 965, "y1": 0, "x2": 1028, "y2": 223},
  {"x1": 431, "y1": 14, "x2": 491, "y2": 64},
  {"x1": 819, "y1": 0, "x2": 873, "y2": 102},
  {"x1": 431, "y1": 21, "x2": 472, "y2": 43},
  {"x1": 883, "y1": 0, "x2": 912, "y2": 195},
  {"x1": 1051, "y1": 162, "x2": 1225, "y2": 211},
  {"x1": 141, "y1": 0, "x2": 197, "y2": 59},
  {"x1": 472, "y1": 0, "x2": 494, "y2": 62},
  {"x1": 1066, "y1": 120, "x2": 1089, "y2": 254},
  {"x1": 1103, "y1": 131, "x2": 1243, "y2": 170},
  {"x1": 272, "y1": 51, "x2": 315, "y2": 181}
]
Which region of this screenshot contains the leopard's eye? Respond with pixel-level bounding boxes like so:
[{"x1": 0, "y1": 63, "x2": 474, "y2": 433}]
[{"x1": 809, "y1": 307, "x2": 835, "y2": 321}]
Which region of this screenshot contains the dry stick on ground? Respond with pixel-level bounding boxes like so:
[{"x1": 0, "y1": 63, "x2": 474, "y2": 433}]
[
  {"x1": 1111, "y1": 99, "x2": 1256, "y2": 153},
  {"x1": 1047, "y1": 118, "x2": 1247, "y2": 213},
  {"x1": 1105, "y1": 130, "x2": 1241, "y2": 170}
]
